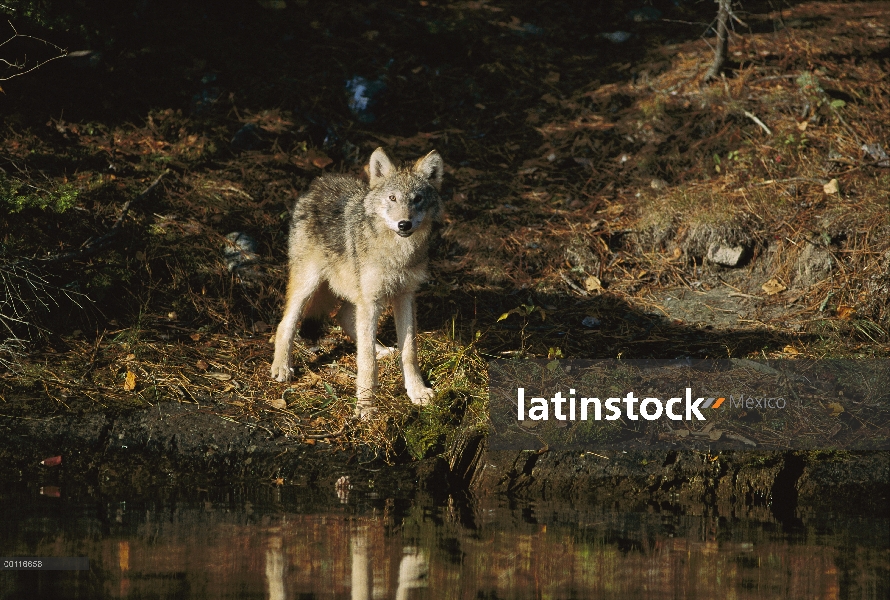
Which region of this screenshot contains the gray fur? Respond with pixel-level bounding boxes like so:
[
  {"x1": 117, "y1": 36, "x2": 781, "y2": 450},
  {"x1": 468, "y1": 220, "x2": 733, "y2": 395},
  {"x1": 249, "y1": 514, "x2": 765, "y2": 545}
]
[{"x1": 271, "y1": 147, "x2": 444, "y2": 417}]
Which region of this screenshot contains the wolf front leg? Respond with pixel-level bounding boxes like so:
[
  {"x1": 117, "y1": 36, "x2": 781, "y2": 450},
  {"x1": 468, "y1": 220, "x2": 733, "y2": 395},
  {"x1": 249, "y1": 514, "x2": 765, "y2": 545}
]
[
  {"x1": 393, "y1": 293, "x2": 434, "y2": 406},
  {"x1": 270, "y1": 268, "x2": 321, "y2": 382},
  {"x1": 353, "y1": 300, "x2": 383, "y2": 418}
]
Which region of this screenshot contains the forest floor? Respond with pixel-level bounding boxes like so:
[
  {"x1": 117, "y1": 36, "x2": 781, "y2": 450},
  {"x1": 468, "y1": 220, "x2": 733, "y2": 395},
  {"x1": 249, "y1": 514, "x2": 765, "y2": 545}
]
[{"x1": 0, "y1": 0, "x2": 888, "y2": 478}]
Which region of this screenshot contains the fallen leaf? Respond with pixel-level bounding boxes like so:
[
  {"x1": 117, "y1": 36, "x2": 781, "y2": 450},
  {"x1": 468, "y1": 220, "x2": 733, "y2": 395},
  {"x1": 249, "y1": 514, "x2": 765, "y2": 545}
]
[
  {"x1": 304, "y1": 438, "x2": 317, "y2": 445},
  {"x1": 783, "y1": 345, "x2": 800, "y2": 355},
  {"x1": 125, "y1": 353, "x2": 136, "y2": 361},
  {"x1": 40, "y1": 455, "x2": 62, "y2": 467},
  {"x1": 672, "y1": 247, "x2": 682, "y2": 259},
  {"x1": 196, "y1": 359, "x2": 209, "y2": 371},
  {"x1": 266, "y1": 397, "x2": 287, "y2": 410},
  {"x1": 302, "y1": 371, "x2": 322, "y2": 386},
  {"x1": 796, "y1": 121, "x2": 808, "y2": 132},
  {"x1": 827, "y1": 402, "x2": 845, "y2": 416},
  {"x1": 584, "y1": 275, "x2": 603, "y2": 293},
  {"x1": 762, "y1": 278, "x2": 786, "y2": 295},
  {"x1": 309, "y1": 149, "x2": 333, "y2": 168},
  {"x1": 823, "y1": 178, "x2": 839, "y2": 194},
  {"x1": 205, "y1": 372, "x2": 232, "y2": 381},
  {"x1": 123, "y1": 371, "x2": 136, "y2": 391},
  {"x1": 836, "y1": 305, "x2": 856, "y2": 320},
  {"x1": 190, "y1": 332, "x2": 202, "y2": 341}
]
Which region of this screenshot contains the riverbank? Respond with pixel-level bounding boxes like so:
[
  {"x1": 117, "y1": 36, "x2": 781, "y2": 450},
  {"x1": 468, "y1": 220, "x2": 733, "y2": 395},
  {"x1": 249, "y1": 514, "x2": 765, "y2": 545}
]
[{"x1": 3, "y1": 403, "x2": 886, "y2": 519}]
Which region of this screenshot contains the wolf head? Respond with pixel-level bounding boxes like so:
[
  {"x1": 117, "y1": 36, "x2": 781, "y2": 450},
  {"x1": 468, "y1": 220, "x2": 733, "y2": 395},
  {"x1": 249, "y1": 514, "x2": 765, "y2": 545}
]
[{"x1": 366, "y1": 147, "x2": 444, "y2": 238}]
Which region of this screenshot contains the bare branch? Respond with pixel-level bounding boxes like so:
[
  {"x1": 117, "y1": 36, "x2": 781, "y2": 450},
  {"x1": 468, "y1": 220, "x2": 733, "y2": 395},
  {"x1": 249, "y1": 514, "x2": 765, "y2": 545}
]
[{"x1": 0, "y1": 20, "x2": 68, "y2": 82}]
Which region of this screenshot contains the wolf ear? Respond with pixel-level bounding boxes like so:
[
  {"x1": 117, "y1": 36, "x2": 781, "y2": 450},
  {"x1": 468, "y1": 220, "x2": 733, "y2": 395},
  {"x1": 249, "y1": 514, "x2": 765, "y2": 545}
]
[
  {"x1": 413, "y1": 150, "x2": 444, "y2": 190},
  {"x1": 369, "y1": 147, "x2": 394, "y2": 188}
]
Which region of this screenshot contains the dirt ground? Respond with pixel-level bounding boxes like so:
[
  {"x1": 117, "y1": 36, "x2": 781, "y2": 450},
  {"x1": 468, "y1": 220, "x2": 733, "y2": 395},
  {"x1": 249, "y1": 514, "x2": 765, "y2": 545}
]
[{"x1": 0, "y1": 1, "x2": 888, "y2": 495}]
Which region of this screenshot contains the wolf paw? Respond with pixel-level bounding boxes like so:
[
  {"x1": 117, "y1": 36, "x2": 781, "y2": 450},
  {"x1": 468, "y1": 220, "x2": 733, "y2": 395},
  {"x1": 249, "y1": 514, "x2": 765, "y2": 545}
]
[
  {"x1": 375, "y1": 345, "x2": 397, "y2": 360},
  {"x1": 408, "y1": 385, "x2": 435, "y2": 406},
  {"x1": 354, "y1": 400, "x2": 378, "y2": 420},
  {"x1": 270, "y1": 362, "x2": 293, "y2": 382}
]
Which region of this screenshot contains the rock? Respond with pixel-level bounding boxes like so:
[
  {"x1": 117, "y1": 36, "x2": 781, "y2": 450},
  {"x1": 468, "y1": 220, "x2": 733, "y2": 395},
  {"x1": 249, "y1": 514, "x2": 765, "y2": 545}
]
[
  {"x1": 222, "y1": 232, "x2": 262, "y2": 282},
  {"x1": 582, "y1": 316, "x2": 601, "y2": 328},
  {"x1": 627, "y1": 7, "x2": 662, "y2": 22},
  {"x1": 564, "y1": 238, "x2": 600, "y2": 274},
  {"x1": 795, "y1": 243, "x2": 833, "y2": 287},
  {"x1": 861, "y1": 143, "x2": 890, "y2": 167},
  {"x1": 66, "y1": 50, "x2": 102, "y2": 69},
  {"x1": 706, "y1": 243, "x2": 748, "y2": 267},
  {"x1": 230, "y1": 123, "x2": 263, "y2": 152},
  {"x1": 345, "y1": 76, "x2": 386, "y2": 123},
  {"x1": 601, "y1": 31, "x2": 632, "y2": 43}
]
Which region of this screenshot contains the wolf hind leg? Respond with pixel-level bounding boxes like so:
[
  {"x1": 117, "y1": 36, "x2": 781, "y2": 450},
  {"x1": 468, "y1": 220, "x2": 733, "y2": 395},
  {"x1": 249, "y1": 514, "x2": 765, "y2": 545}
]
[
  {"x1": 299, "y1": 281, "x2": 337, "y2": 340},
  {"x1": 335, "y1": 301, "x2": 396, "y2": 359},
  {"x1": 270, "y1": 265, "x2": 322, "y2": 382}
]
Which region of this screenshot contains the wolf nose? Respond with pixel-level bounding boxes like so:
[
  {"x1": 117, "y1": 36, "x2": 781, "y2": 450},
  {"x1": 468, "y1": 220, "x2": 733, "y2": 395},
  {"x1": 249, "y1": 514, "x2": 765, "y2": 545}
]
[{"x1": 397, "y1": 220, "x2": 412, "y2": 232}]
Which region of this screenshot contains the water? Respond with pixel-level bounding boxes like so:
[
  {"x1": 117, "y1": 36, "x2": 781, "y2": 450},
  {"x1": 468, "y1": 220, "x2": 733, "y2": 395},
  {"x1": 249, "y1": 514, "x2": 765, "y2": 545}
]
[{"x1": 1, "y1": 484, "x2": 887, "y2": 599}]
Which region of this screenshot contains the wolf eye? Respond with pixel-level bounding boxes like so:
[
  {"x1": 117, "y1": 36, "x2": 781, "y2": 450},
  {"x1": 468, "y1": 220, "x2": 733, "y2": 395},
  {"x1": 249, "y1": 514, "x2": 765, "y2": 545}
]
[
  {"x1": 413, "y1": 195, "x2": 422, "y2": 203},
  {"x1": 389, "y1": 194, "x2": 396, "y2": 202}
]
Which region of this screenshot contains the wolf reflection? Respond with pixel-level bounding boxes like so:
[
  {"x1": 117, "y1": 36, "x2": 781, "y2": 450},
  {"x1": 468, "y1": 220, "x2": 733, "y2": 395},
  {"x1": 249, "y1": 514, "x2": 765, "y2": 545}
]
[
  {"x1": 351, "y1": 529, "x2": 429, "y2": 600},
  {"x1": 264, "y1": 529, "x2": 429, "y2": 600}
]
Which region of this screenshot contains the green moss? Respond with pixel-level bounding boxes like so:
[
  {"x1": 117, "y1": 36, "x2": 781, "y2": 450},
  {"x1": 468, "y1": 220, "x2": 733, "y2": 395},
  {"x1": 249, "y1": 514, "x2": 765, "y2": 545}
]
[{"x1": 0, "y1": 175, "x2": 79, "y2": 214}]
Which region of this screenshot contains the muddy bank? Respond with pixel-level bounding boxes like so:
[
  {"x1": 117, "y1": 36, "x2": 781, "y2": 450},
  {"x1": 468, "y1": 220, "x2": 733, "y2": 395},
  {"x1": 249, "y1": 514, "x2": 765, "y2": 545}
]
[
  {"x1": 0, "y1": 403, "x2": 450, "y2": 498},
  {"x1": 2, "y1": 405, "x2": 887, "y2": 516},
  {"x1": 471, "y1": 446, "x2": 890, "y2": 517}
]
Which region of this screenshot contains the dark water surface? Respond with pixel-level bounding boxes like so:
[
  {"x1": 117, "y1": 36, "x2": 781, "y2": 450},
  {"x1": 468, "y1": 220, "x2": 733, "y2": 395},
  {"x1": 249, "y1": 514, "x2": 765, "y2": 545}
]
[{"x1": 1, "y1": 484, "x2": 887, "y2": 599}]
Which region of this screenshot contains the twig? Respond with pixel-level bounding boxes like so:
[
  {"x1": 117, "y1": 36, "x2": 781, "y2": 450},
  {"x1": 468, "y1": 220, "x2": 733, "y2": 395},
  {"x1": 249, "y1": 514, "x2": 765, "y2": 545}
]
[
  {"x1": 301, "y1": 423, "x2": 347, "y2": 440},
  {"x1": 743, "y1": 110, "x2": 772, "y2": 135},
  {"x1": 827, "y1": 157, "x2": 889, "y2": 169},
  {"x1": 559, "y1": 271, "x2": 588, "y2": 296},
  {"x1": 0, "y1": 21, "x2": 68, "y2": 82},
  {"x1": 752, "y1": 176, "x2": 827, "y2": 186}
]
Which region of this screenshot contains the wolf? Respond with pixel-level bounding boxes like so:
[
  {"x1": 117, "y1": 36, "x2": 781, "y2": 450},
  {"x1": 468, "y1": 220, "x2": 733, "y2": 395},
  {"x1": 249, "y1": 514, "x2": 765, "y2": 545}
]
[{"x1": 270, "y1": 147, "x2": 444, "y2": 417}]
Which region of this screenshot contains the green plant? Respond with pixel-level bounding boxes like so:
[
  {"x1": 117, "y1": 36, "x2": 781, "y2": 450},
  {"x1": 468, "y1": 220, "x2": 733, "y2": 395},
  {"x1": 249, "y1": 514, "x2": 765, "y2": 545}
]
[{"x1": 0, "y1": 176, "x2": 79, "y2": 213}]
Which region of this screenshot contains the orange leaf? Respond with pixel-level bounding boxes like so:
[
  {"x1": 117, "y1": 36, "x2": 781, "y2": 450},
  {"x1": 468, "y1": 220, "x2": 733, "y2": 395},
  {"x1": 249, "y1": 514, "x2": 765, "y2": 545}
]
[
  {"x1": 123, "y1": 371, "x2": 136, "y2": 391},
  {"x1": 41, "y1": 455, "x2": 62, "y2": 467},
  {"x1": 836, "y1": 305, "x2": 856, "y2": 320}
]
